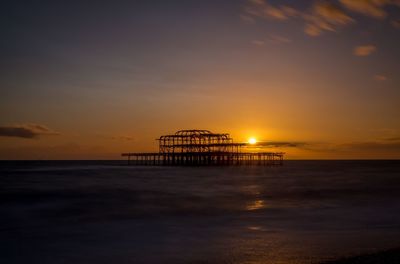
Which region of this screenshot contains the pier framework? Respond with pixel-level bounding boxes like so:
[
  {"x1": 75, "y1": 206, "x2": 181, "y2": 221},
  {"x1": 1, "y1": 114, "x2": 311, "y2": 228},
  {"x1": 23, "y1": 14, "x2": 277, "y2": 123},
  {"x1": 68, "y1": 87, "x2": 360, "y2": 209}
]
[{"x1": 122, "y1": 130, "x2": 284, "y2": 166}]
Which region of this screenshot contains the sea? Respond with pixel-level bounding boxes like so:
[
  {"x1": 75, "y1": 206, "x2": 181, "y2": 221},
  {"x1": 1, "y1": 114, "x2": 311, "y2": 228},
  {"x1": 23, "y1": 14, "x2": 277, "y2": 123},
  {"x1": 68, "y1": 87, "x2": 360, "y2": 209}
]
[{"x1": 1, "y1": 160, "x2": 400, "y2": 264}]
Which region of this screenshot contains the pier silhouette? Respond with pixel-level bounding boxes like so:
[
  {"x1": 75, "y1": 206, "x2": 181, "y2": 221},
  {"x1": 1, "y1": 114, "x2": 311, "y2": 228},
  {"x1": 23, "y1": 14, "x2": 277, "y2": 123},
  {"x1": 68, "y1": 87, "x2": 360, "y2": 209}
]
[{"x1": 122, "y1": 130, "x2": 284, "y2": 166}]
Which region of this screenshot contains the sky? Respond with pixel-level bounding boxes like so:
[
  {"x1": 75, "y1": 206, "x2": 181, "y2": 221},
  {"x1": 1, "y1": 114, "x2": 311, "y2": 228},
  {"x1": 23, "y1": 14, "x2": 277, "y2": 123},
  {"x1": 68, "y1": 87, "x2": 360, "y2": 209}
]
[{"x1": 1, "y1": 0, "x2": 400, "y2": 159}]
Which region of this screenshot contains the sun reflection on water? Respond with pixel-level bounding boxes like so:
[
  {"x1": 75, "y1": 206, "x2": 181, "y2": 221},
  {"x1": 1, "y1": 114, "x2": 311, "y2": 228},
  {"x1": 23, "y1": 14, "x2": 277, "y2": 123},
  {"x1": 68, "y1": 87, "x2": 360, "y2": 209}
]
[
  {"x1": 246, "y1": 199, "x2": 266, "y2": 211},
  {"x1": 247, "y1": 226, "x2": 262, "y2": 231}
]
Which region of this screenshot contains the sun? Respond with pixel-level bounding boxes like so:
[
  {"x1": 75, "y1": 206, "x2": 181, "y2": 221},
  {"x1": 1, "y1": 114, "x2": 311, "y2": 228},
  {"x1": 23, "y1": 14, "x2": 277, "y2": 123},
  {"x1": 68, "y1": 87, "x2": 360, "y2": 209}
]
[{"x1": 248, "y1": 137, "x2": 257, "y2": 145}]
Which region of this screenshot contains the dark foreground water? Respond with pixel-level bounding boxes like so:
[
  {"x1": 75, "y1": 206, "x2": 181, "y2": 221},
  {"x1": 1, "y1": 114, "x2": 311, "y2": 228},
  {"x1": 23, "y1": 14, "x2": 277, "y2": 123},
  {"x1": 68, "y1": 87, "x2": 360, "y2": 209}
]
[{"x1": 1, "y1": 160, "x2": 400, "y2": 264}]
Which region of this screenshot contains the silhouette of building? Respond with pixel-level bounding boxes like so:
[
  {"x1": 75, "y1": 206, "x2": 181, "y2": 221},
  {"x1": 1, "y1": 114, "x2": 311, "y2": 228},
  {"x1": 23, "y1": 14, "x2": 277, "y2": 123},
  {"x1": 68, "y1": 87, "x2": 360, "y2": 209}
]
[{"x1": 122, "y1": 129, "x2": 284, "y2": 166}]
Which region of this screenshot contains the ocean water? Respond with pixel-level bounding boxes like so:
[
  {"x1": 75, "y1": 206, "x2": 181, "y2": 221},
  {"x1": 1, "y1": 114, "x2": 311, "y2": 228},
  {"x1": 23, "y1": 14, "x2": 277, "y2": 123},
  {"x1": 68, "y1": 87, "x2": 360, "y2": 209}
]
[{"x1": 1, "y1": 160, "x2": 400, "y2": 264}]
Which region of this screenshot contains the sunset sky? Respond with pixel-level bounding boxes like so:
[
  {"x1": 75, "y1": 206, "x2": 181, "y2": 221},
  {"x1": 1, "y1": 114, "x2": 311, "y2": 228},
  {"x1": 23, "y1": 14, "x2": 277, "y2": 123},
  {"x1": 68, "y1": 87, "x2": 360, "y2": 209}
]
[{"x1": 1, "y1": 0, "x2": 400, "y2": 159}]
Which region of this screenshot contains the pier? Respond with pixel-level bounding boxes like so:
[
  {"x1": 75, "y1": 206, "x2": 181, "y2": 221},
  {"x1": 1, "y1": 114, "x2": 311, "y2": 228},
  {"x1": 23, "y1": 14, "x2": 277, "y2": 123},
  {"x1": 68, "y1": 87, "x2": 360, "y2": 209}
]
[{"x1": 122, "y1": 129, "x2": 284, "y2": 166}]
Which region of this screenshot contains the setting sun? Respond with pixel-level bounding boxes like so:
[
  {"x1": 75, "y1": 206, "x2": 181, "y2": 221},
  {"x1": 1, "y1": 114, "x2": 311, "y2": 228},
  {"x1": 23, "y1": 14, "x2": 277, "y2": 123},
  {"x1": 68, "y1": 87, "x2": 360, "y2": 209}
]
[{"x1": 248, "y1": 137, "x2": 257, "y2": 145}]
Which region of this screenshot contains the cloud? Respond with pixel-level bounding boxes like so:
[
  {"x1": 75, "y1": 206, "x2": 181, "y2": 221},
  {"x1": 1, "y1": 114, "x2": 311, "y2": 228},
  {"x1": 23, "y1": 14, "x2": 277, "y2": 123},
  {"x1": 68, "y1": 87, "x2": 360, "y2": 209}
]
[
  {"x1": 244, "y1": 138, "x2": 400, "y2": 158},
  {"x1": 353, "y1": 44, "x2": 376, "y2": 56},
  {"x1": 392, "y1": 19, "x2": 400, "y2": 28},
  {"x1": 292, "y1": 139, "x2": 400, "y2": 158},
  {"x1": 255, "y1": 141, "x2": 309, "y2": 148},
  {"x1": 312, "y1": 137, "x2": 400, "y2": 156},
  {"x1": 303, "y1": 1, "x2": 354, "y2": 36},
  {"x1": 240, "y1": 14, "x2": 256, "y2": 24},
  {"x1": 244, "y1": 0, "x2": 290, "y2": 20},
  {"x1": 313, "y1": 1, "x2": 354, "y2": 25},
  {"x1": 338, "y1": 141, "x2": 400, "y2": 152},
  {"x1": 384, "y1": 136, "x2": 400, "y2": 141},
  {"x1": 112, "y1": 135, "x2": 134, "y2": 141},
  {"x1": 339, "y1": 0, "x2": 389, "y2": 19},
  {"x1": 264, "y1": 7, "x2": 288, "y2": 20},
  {"x1": 373, "y1": 74, "x2": 388, "y2": 81},
  {"x1": 268, "y1": 34, "x2": 292, "y2": 44},
  {"x1": 252, "y1": 40, "x2": 265, "y2": 46},
  {"x1": 244, "y1": 0, "x2": 354, "y2": 37},
  {"x1": 0, "y1": 124, "x2": 59, "y2": 139},
  {"x1": 243, "y1": 0, "x2": 400, "y2": 38},
  {"x1": 304, "y1": 23, "x2": 323, "y2": 36},
  {"x1": 280, "y1": 6, "x2": 300, "y2": 17},
  {"x1": 252, "y1": 35, "x2": 291, "y2": 46}
]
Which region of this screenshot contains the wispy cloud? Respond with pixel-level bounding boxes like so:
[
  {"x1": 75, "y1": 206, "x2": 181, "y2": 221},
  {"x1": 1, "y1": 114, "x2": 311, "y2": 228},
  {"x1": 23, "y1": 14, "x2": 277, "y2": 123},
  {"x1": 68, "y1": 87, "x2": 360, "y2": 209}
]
[
  {"x1": 239, "y1": 135, "x2": 400, "y2": 158},
  {"x1": 374, "y1": 74, "x2": 388, "y2": 81},
  {"x1": 255, "y1": 141, "x2": 309, "y2": 148},
  {"x1": 314, "y1": 1, "x2": 354, "y2": 24},
  {"x1": 244, "y1": 0, "x2": 292, "y2": 21},
  {"x1": 338, "y1": 141, "x2": 400, "y2": 152},
  {"x1": 311, "y1": 137, "x2": 400, "y2": 155},
  {"x1": 339, "y1": 0, "x2": 389, "y2": 19},
  {"x1": 240, "y1": 14, "x2": 256, "y2": 24},
  {"x1": 304, "y1": 23, "x2": 323, "y2": 36},
  {"x1": 252, "y1": 34, "x2": 291, "y2": 46},
  {"x1": 392, "y1": 19, "x2": 400, "y2": 28},
  {"x1": 243, "y1": 0, "x2": 400, "y2": 37},
  {"x1": 353, "y1": 44, "x2": 376, "y2": 56},
  {"x1": 303, "y1": 1, "x2": 353, "y2": 36},
  {"x1": 0, "y1": 124, "x2": 59, "y2": 139},
  {"x1": 383, "y1": 136, "x2": 400, "y2": 141},
  {"x1": 111, "y1": 135, "x2": 134, "y2": 141},
  {"x1": 243, "y1": 0, "x2": 354, "y2": 37},
  {"x1": 251, "y1": 137, "x2": 400, "y2": 155},
  {"x1": 268, "y1": 34, "x2": 292, "y2": 44},
  {"x1": 252, "y1": 40, "x2": 265, "y2": 46}
]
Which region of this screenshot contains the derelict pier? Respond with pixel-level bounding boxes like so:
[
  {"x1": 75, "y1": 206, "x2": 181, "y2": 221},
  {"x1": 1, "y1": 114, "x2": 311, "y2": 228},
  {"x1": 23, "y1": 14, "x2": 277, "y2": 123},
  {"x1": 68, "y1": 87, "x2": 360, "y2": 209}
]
[{"x1": 122, "y1": 129, "x2": 284, "y2": 166}]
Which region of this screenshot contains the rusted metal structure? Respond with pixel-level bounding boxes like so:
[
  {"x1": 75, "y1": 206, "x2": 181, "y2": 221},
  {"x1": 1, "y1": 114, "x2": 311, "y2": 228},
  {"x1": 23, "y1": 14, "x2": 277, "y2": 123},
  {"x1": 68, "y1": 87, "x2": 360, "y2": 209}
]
[{"x1": 122, "y1": 129, "x2": 284, "y2": 166}]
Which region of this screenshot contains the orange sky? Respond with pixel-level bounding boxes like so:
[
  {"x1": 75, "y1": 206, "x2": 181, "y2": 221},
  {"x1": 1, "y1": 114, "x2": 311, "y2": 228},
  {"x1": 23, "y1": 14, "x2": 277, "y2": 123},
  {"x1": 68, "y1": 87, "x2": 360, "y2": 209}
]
[{"x1": 1, "y1": 0, "x2": 399, "y2": 159}]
